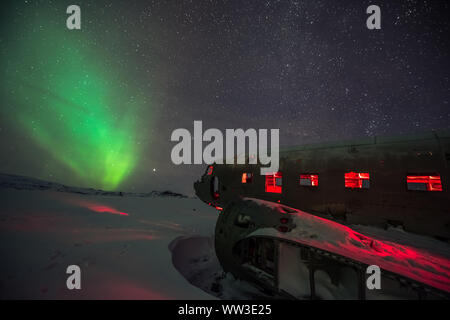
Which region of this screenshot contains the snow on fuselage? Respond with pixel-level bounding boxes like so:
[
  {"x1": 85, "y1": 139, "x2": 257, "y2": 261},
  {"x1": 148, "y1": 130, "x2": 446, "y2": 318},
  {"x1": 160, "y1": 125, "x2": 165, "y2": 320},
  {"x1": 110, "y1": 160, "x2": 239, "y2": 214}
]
[
  {"x1": 246, "y1": 198, "x2": 450, "y2": 294},
  {"x1": 213, "y1": 197, "x2": 450, "y2": 299}
]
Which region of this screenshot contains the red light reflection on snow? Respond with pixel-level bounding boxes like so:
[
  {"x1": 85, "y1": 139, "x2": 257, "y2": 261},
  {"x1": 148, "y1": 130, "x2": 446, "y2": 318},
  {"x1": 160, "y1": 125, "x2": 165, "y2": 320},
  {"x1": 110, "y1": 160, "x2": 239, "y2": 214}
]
[
  {"x1": 62, "y1": 197, "x2": 129, "y2": 216},
  {"x1": 87, "y1": 205, "x2": 129, "y2": 216},
  {"x1": 288, "y1": 206, "x2": 450, "y2": 292},
  {"x1": 245, "y1": 198, "x2": 450, "y2": 293}
]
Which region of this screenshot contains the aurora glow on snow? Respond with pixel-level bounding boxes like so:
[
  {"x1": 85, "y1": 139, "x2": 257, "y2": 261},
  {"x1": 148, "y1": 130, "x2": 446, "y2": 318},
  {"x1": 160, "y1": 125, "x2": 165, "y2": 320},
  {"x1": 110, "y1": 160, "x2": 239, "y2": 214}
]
[{"x1": 1, "y1": 7, "x2": 147, "y2": 190}]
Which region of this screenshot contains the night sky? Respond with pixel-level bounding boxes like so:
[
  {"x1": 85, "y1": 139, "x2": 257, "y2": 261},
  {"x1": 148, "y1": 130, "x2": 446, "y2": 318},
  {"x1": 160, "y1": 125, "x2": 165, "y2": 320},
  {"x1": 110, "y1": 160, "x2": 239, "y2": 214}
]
[{"x1": 0, "y1": 0, "x2": 449, "y2": 195}]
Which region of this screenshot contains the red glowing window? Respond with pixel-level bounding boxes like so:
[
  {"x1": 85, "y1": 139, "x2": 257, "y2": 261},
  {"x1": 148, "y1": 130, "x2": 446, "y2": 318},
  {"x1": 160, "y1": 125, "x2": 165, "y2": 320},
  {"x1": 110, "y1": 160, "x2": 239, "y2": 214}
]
[
  {"x1": 241, "y1": 173, "x2": 253, "y2": 184},
  {"x1": 206, "y1": 165, "x2": 213, "y2": 175},
  {"x1": 345, "y1": 172, "x2": 370, "y2": 189},
  {"x1": 300, "y1": 174, "x2": 319, "y2": 187},
  {"x1": 407, "y1": 175, "x2": 442, "y2": 191},
  {"x1": 265, "y1": 172, "x2": 282, "y2": 193}
]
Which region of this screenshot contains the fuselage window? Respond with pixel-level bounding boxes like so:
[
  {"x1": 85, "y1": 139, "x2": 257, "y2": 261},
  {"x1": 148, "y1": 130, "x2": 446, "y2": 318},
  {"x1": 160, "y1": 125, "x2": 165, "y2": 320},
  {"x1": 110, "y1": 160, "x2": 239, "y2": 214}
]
[
  {"x1": 300, "y1": 174, "x2": 319, "y2": 187},
  {"x1": 212, "y1": 176, "x2": 220, "y2": 199},
  {"x1": 265, "y1": 172, "x2": 282, "y2": 193},
  {"x1": 407, "y1": 175, "x2": 442, "y2": 191},
  {"x1": 241, "y1": 173, "x2": 253, "y2": 184},
  {"x1": 245, "y1": 238, "x2": 275, "y2": 275},
  {"x1": 261, "y1": 238, "x2": 275, "y2": 274},
  {"x1": 345, "y1": 172, "x2": 370, "y2": 189}
]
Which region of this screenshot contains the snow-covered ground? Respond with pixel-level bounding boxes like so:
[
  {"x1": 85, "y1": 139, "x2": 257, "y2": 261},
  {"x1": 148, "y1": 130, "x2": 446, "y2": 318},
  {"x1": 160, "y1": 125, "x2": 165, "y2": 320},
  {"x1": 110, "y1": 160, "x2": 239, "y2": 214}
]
[
  {"x1": 0, "y1": 174, "x2": 274, "y2": 299},
  {"x1": 170, "y1": 236, "x2": 273, "y2": 299},
  {"x1": 0, "y1": 173, "x2": 224, "y2": 299},
  {"x1": 2, "y1": 174, "x2": 449, "y2": 299}
]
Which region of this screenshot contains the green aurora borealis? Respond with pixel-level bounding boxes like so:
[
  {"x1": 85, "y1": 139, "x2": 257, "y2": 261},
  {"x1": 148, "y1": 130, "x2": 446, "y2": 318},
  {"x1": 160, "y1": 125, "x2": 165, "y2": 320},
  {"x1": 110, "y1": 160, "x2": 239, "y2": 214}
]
[
  {"x1": 2, "y1": 1, "x2": 449, "y2": 196},
  {"x1": 1, "y1": 6, "x2": 149, "y2": 190}
]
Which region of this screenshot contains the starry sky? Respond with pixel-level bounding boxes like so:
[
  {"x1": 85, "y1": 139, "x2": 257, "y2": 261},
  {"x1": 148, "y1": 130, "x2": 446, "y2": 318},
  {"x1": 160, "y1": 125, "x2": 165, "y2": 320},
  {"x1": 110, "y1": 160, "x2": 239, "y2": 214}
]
[{"x1": 0, "y1": 0, "x2": 449, "y2": 195}]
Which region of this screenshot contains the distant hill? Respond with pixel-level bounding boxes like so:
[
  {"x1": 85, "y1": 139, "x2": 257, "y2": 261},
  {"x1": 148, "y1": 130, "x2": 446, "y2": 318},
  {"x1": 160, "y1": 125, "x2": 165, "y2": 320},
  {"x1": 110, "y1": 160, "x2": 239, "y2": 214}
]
[{"x1": 0, "y1": 173, "x2": 188, "y2": 198}]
